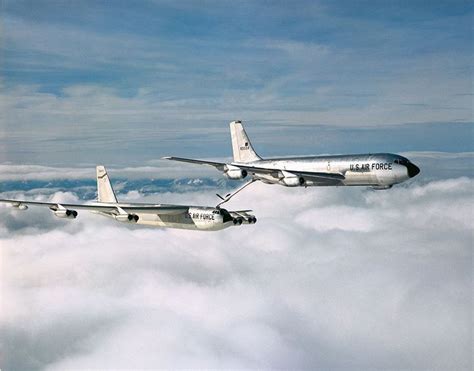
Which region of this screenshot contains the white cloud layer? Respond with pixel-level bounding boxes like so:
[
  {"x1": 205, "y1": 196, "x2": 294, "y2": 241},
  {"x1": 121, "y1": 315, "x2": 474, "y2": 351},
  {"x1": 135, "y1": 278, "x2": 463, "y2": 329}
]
[{"x1": 0, "y1": 178, "x2": 472, "y2": 369}]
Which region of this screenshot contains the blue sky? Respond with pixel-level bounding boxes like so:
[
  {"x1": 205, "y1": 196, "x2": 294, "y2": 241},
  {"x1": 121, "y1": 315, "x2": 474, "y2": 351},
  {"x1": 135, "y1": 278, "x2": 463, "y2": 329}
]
[{"x1": 0, "y1": 0, "x2": 472, "y2": 165}]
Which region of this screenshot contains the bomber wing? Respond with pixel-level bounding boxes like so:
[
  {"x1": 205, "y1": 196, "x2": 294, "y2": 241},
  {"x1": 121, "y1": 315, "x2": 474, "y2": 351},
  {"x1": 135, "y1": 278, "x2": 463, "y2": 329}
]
[
  {"x1": 0, "y1": 199, "x2": 189, "y2": 215},
  {"x1": 229, "y1": 210, "x2": 253, "y2": 217}
]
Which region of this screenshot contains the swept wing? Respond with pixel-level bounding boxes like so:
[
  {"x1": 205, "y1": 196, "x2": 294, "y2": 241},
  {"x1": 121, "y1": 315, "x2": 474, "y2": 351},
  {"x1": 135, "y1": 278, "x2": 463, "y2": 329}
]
[
  {"x1": 162, "y1": 156, "x2": 226, "y2": 171},
  {"x1": 163, "y1": 157, "x2": 344, "y2": 182},
  {"x1": 234, "y1": 165, "x2": 345, "y2": 181},
  {"x1": 0, "y1": 199, "x2": 189, "y2": 215}
]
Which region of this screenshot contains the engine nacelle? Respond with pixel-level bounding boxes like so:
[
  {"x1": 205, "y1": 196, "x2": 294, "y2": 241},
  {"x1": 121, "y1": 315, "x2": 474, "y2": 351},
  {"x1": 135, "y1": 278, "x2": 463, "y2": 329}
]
[
  {"x1": 53, "y1": 209, "x2": 78, "y2": 219},
  {"x1": 279, "y1": 171, "x2": 305, "y2": 187},
  {"x1": 371, "y1": 185, "x2": 392, "y2": 190},
  {"x1": 12, "y1": 203, "x2": 28, "y2": 210},
  {"x1": 233, "y1": 217, "x2": 243, "y2": 225},
  {"x1": 224, "y1": 165, "x2": 248, "y2": 180},
  {"x1": 248, "y1": 216, "x2": 257, "y2": 224},
  {"x1": 114, "y1": 214, "x2": 139, "y2": 223}
]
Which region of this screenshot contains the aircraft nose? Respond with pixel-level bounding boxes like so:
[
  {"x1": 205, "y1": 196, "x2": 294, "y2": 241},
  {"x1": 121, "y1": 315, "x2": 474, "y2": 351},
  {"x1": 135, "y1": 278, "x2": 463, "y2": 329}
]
[{"x1": 406, "y1": 162, "x2": 420, "y2": 178}]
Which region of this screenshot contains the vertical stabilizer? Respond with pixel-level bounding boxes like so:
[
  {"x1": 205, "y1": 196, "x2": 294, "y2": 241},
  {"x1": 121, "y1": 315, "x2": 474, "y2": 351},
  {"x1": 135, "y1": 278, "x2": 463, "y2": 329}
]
[
  {"x1": 229, "y1": 120, "x2": 261, "y2": 163},
  {"x1": 96, "y1": 166, "x2": 118, "y2": 203}
]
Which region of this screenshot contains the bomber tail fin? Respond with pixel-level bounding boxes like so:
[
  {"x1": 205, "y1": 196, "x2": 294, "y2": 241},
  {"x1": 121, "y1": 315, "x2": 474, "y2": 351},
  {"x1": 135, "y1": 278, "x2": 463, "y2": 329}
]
[
  {"x1": 229, "y1": 121, "x2": 261, "y2": 163},
  {"x1": 96, "y1": 166, "x2": 118, "y2": 203}
]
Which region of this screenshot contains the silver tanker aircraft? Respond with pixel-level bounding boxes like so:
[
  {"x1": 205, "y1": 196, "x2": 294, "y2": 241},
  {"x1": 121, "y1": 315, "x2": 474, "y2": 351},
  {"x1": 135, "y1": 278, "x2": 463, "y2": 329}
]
[
  {"x1": 165, "y1": 120, "x2": 420, "y2": 189},
  {"x1": 0, "y1": 166, "x2": 257, "y2": 231}
]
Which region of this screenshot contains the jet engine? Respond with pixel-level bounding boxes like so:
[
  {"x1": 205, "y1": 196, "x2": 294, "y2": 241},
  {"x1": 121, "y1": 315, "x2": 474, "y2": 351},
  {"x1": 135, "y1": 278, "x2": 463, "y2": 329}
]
[
  {"x1": 279, "y1": 171, "x2": 305, "y2": 187},
  {"x1": 53, "y1": 209, "x2": 78, "y2": 219},
  {"x1": 371, "y1": 185, "x2": 392, "y2": 190},
  {"x1": 114, "y1": 213, "x2": 139, "y2": 223},
  {"x1": 233, "y1": 217, "x2": 243, "y2": 225},
  {"x1": 224, "y1": 165, "x2": 248, "y2": 180},
  {"x1": 232, "y1": 216, "x2": 257, "y2": 225},
  {"x1": 248, "y1": 216, "x2": 257, "y2": 224},
  {"x1": 12, "y1": 203, "x2": 28, "y2": 210}
]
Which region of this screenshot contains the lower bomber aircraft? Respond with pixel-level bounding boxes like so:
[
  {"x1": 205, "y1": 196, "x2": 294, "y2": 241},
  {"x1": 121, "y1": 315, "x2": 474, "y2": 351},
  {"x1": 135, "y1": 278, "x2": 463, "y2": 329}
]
[
  {"x1": 0, "y1": 166, "x2": 257, "y2": 231},
  {"x1": 165, "y1": 120, "x2": 420, "y2": 190}
]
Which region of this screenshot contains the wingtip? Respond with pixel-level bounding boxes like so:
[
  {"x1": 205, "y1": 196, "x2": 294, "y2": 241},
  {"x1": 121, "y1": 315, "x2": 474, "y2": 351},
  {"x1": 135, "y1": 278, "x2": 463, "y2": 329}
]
[{"x1": 161, "y1": 156, "x2": 172, "y2": 160}]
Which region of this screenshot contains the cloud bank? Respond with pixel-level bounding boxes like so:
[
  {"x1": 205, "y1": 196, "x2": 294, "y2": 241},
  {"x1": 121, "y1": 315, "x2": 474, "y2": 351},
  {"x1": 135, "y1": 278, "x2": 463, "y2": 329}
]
[
  {"x1": 0, "y1": 162, "x2": 219, "y2": 182},
  {"x1": 0, "y1": 151, "x2": 472, "y2": 182},
  {"x1": 0, "y1": 178, "x2": 472, "y2": 369}
]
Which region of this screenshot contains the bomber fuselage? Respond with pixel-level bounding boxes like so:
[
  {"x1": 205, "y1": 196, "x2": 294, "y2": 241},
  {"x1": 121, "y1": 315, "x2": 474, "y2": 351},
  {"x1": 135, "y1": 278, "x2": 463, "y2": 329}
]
[{"x1": 97, "y1": 206, "x2": 253, "y2": 231}]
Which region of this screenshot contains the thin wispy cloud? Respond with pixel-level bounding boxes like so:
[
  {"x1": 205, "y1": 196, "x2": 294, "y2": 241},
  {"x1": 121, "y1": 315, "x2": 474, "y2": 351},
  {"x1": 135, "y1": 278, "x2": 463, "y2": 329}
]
[
  {"x1": 1, "y1": 1, "x2": 472, "y2": 165},
  {"x1": 1, "y1": 83, "x2": 472, "y2": 165}
]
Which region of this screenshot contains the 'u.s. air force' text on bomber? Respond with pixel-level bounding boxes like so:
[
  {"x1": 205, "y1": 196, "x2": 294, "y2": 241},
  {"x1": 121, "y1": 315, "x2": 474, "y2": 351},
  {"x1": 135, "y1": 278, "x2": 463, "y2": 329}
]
[{"x1": 164, "y1": 120, "x2": 420, "y2": 190}]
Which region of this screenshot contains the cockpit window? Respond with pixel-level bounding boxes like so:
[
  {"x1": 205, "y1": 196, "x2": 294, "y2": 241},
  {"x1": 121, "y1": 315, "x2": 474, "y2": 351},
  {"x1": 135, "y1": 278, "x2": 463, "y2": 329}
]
[{"x1": 394, "y1": 158, "x2": 408, "y2": 165}]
